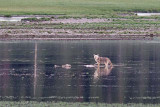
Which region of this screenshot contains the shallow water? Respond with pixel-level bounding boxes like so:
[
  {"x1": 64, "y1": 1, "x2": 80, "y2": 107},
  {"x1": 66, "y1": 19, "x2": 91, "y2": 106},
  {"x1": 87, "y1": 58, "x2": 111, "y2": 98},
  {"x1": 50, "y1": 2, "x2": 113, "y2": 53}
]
[
  {"x1": 0, "y1": 16, "x2": 41, "y2": 22},
  {"x1": 0, "y1": 40, "x2": 160, "y2": 104},
  {"x1": 0, "y1": 17, "x2": 27, "y2": 21},
  {"x1": 137, "y1": 13, "x2": 160, "y2": 16}
]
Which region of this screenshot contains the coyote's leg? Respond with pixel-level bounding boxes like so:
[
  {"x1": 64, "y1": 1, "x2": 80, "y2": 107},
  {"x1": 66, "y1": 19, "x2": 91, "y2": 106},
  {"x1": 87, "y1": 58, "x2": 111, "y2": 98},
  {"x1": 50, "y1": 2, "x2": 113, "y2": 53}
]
[
  {"x1": 104, "y1": 65, "x2": 109, "y2": 71},
  {"x1": 97, "y1": 65, "x2": 100, "y2": 72},
  {"x1": 105, "y1": 61, "x2": 109, "y2": 68},
  {"x1": 94, "y1": 62, "x2": 99, "y2": 67},
  {"x1": 98, "y1": 62, "x2": 100, "y2": 68}
]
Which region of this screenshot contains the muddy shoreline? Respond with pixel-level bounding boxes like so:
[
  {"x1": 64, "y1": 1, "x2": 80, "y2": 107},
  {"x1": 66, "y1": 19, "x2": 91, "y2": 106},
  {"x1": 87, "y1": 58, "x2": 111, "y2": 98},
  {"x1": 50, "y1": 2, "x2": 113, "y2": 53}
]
[{"x1": 0, "y1": 34, "x2": 155, "y2": 40}]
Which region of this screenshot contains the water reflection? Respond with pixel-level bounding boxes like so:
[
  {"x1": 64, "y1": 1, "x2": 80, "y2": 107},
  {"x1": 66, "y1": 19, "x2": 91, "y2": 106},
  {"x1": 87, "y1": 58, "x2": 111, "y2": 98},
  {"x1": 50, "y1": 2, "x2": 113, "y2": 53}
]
[
  {"x1": 0, "y1": 40, "x2": 160, "y2": 104},
  {"x1": 94, "y1": 66, "x2": 113, "y2": 80},
  {"x1": 34, "y1": 43, "x2": 37, "y2": 97}
]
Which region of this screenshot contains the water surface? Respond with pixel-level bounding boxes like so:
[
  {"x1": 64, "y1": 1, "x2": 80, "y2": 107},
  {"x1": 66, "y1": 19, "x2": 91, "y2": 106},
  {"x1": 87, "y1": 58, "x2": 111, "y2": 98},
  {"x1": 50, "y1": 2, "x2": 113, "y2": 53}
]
[
  {"x1": 137, "y1": 13, "x2": 160, "y2": 16},
  {"x1": 0, "y1": 40, "x2": 160, "y2": 104},
  {"x1": 0, "y1": 16, "x2": 41, "y2": 22}
]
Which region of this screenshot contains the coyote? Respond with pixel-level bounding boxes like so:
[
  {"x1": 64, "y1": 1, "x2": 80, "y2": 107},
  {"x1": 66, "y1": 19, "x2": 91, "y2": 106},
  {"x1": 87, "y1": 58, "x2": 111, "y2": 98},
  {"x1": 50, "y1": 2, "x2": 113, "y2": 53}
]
[{"x1": 94, "y1": 54, "x2": 113, "y2": 68}]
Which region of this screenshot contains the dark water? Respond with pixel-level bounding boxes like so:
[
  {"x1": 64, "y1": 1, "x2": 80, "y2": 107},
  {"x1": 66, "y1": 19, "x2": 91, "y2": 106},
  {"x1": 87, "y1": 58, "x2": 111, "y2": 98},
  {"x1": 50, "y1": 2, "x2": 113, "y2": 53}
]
[{"x1": 0, "y1": 40, "x2": 160, "y2": 104}]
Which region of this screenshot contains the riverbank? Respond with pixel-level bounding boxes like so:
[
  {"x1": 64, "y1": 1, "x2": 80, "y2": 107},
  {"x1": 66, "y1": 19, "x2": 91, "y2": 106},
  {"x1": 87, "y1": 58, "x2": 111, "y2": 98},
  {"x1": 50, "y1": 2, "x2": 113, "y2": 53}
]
[{"x1": 0, "y1": 14, "x2": 160, "y2": 40}]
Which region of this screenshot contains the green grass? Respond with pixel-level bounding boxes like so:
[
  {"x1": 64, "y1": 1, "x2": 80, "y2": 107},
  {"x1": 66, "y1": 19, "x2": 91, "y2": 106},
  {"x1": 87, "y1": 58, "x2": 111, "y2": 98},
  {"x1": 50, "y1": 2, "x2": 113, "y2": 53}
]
[
  {"x1": 6, "y1": 18, "x2": 159, "y2": 29},
  {"x1": 21, "y1": 17, "x2": 51, "y2": 22},
  {"x1": 3, "y1": 14, "x2": 12, "y2": 17},
  {"x1": 0, "y1": 0, "x2": 160, "y2": 15},
  {"x1": 0, "y1": 14, "x2": 159, "y2": 35},
  {"x1": 0, "y1": 101, "x2": 159, "y2": 107}
]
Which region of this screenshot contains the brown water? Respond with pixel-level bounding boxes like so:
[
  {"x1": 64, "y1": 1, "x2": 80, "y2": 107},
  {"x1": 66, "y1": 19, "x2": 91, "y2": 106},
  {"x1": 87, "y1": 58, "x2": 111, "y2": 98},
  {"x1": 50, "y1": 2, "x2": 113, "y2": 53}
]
[{"x1": 0, "y1": 40, "x2": 160, "y2": 104}]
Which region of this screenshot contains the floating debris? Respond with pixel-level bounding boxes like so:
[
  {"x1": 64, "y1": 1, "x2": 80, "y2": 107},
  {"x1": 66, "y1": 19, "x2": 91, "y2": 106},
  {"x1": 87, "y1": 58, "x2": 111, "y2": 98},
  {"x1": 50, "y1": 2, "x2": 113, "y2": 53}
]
[
  {"x1": 84, "y1": 65, "x2": 95, "y2": 68},
  {"x1": 62, "y1": 64, "x2": 71, "y2": 69},
  {"x1": 54, "y1": 64, "x2": 71, "y2": 69}
]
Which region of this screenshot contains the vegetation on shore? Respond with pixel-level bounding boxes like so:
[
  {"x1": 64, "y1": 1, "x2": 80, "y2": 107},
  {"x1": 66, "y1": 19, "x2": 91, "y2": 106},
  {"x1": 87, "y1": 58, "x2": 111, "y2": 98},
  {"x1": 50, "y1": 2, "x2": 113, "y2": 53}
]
[
  {"x1": 0, "y1": 15, "x2": 160, "y2": 37},
  {"x1": 21, "y1": 17, "x2": 52, "y2": 22},
  {"x1": 0, "y1": 101, "x2": 159, "y2": 107},
  {"x1": 0, "y1": 0, "x2": 160, "y2": 15}
]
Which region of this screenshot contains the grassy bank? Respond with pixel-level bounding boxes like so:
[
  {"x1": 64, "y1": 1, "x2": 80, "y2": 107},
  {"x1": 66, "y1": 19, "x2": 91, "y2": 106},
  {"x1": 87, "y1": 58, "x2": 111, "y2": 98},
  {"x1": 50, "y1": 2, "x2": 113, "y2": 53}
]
[
  {"x1": 0, "y1": 0, "x2": 160, "y2": 15},
  {"x1": 0, "y1": 16, "x2": 159, "y2": 40},
  {"x1": 1, "y1": 16, "x2": 160, "y2": 36},
  {"x1": 0, "y1": 101, "x2": 159, "y2": 107}
]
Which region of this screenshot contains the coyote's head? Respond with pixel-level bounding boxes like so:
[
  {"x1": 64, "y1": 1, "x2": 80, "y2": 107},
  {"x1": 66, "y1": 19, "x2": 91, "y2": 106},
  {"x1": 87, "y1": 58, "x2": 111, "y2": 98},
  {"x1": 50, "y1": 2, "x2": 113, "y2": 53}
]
[{"x1": 94, "y1": 54, "x2": 99, "y2": 61}]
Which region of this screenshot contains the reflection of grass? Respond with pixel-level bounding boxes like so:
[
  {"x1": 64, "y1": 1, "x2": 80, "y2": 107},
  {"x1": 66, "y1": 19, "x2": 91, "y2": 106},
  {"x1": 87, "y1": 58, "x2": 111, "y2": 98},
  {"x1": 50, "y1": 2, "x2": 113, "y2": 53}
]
[
  {"x1": 0, "y1": 101, "x2": 159, "y2": 107},
  {"x1": 0, "y1": 0, "x2": 160, "y2": 15}
]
